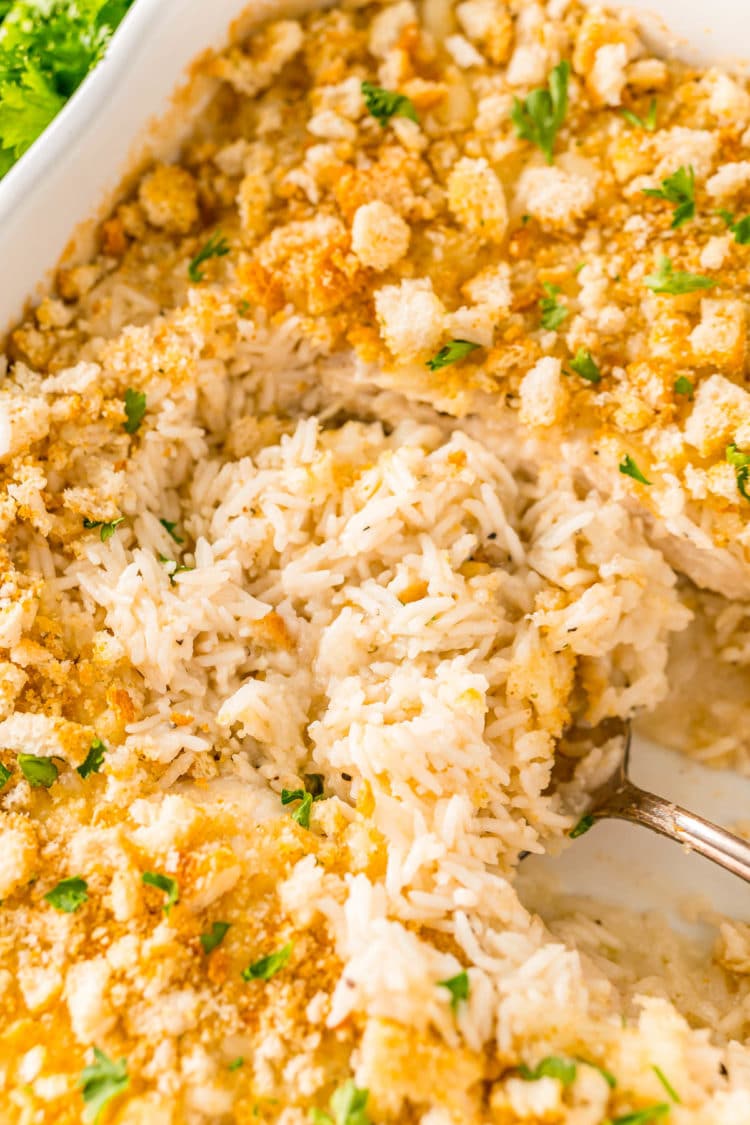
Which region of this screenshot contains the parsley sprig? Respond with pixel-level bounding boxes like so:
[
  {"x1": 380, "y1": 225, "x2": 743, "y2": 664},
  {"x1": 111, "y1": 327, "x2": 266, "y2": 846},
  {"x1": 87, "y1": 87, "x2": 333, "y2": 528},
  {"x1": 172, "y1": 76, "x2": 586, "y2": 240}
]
[
  {"x1": 200, "y1": 921, "x2": 231, "y2": 954},
  {"x1": 643, "y1": 165, "x2": 695, "y2": 228},
  {"x1": 717, "y1": 208, "x2": 750, "y2": 245},
  {"x1": 83, "y1": 516, "x2": 124, "y2": 542},
  {"x1": 619, "y1": 455, "x2": 652, "y2": 486},
  {"x1": 242, "y1": 942, "x2": 292, "y2": 981},
  {"x1": 621, "y1": 98, "x2": 657, "y2": 132},
  {"x1": 80, "y1": 1047, "x2": 130, "y2": 1124},
  {"x1": 426, "y1": 339, "x2": 480, "y2": 371},
  {"x1": 539, "y1": 283, "x2": 568, "y2": 330},
  {"x1": 44, "y1": 876, "x2": 88, "y2": 913},
  {"x1": 188, "y1": 230, "x2": 230, "y2": 282},
  {"x1": 510, "y1": 60, "x2": 570, "y2": 164},
  {"x1": 78, "y1": 736, "x2": 107, "y2": 778},
  {"x1": 361, "y1": 80, "x2": 417, "y2": 127},
  {"x1": 568, "y1": 348, "x2": 601, "y2": 384},
  {"x1": 18, "y1": 752, "x2": 58, "y2": 788},
  {"x1": 644, "y1": 257, "x2": 715, "y2": 295},
  {"x1": 438, "y1": 969, "x2": 469, "y2": 1012},
  {"x1": 142, "y1": 871, "x2": 179, "y2": 915}
]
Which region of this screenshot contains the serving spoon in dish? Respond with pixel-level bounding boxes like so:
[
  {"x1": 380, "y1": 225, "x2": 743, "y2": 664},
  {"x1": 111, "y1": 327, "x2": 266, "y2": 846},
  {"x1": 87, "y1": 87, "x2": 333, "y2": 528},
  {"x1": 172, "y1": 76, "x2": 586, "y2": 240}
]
[{"x1": 554, "y1": 720, "x2": 750, "y2": 884}]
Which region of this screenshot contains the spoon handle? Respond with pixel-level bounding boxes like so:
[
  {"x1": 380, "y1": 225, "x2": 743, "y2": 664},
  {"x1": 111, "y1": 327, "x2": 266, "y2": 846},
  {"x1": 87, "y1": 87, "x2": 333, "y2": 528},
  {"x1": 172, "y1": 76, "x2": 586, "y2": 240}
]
[{"x1": 598, "y1": 780, "x2": 750, "y2": 884}]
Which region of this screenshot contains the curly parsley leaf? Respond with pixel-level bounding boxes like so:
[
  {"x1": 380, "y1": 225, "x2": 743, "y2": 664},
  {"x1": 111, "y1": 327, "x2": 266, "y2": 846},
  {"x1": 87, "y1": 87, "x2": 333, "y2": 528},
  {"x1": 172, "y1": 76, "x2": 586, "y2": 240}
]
[
  {"x1": 438, "y1": 969, "x2": 470, "y2": 1012},
  {"x1": 539, "y1": 282, "x2": 568, "y2": 330},
  {"x1": 673, "y1": 376, "x2": 694, "y2": 398},
  {"x1": 83, "y1": 516, "x2": 124, "y2": 542},
  {"x1": 619, "y1": 455, "x2": 652, "y2": 486},
  {"x1": 142, "y1": 871, "x2": 179, "y2": 915},
  {"x1": 644, "y1": 256, "x2": 715, "y2": 295},
  {"x1": 188, "y1": 230, "x2": 230, "y2": 282},
  {"x1": 510, "y1": 60, "x2": 570, "y2": 164},
  {"x1": 0, "y1": 64, "x2": 63, "y2": 159},
  {"x1": 569, "y1": 347, "x2": 602, "y2": 384},
  {"x1": 160, "y1": 518, "x2": 184, "y2": 544},
  {"x1": 18, "y1": 752, "x2": 58, "y2": 788},
  {"x1": 311, "y1": 1080, "x2": 372, "y2": 1125},
  {"x1": 123, "y1": 387, "x2": 146, "y2": 434},
  {"x1": 519, "y1": 1056, "x2": 577, "y2": 1086},
  {"x1": 80, "y1": 1047, "x2": 130, "y2": 1124},
  {"x1": 200, "y1": 921, "x2": 231, "y2": 954},
  {"x1": 242, "y1": 942, "x2": 292, "y2": 982},
  {"x1": 621, "y1": 97, "x2": 657, "y2": 132},
  {"x1": 426, "y1": 339, "x2": 480, "y2": 371},
  {"x1": 361, "y1": 80, "x2": 417, "y2": 127},
  {"x1": 44, "y1": 876, "x2": 88, "y2": 913},
  {"x1": 77, "y1": 737, "x2": 107, "y2": 779},
  {"x1": 643, "y1": 165, "x2": 695, "y2": 228}
]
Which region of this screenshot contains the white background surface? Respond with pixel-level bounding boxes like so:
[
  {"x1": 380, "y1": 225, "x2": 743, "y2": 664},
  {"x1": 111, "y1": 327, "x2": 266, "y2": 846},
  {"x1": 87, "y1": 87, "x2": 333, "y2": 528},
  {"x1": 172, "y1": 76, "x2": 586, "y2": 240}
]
[{"x1": 0, "y1": 0, "x2": 749, "y2": 922}]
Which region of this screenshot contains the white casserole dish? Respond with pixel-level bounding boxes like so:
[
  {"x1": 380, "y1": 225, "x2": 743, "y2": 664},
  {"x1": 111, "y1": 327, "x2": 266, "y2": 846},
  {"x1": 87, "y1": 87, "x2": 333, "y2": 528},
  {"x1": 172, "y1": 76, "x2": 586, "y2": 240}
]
[{"x1": 0, "y1": 0, "x2": 749, "y2": 928}]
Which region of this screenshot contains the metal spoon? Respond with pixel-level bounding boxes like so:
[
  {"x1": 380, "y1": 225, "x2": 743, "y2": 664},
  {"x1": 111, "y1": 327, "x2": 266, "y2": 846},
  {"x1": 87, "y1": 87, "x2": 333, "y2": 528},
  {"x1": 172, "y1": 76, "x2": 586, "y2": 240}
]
[{"x1": 561, "y1": 720, "x2": 750, "y2": 883}]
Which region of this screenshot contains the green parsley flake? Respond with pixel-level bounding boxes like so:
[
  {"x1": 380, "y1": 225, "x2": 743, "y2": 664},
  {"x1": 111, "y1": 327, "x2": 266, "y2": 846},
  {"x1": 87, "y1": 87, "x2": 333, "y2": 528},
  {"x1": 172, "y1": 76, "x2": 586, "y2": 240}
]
[
  {"x1": 611, "y1": 1106, "x2": 670, "y2": 1125},
  {"x1": 228, "y1": 1057, "x2": 244, "y2": 1071},
  {"x1": 619, "y1": 455, "x2": 652, "y2": 486},
  {"x1": 123, "y1": 387, "x2": 146, "y2": 434},
  {"x1": 18, "y1": 752, "x2": 58, "y2": 788},
  {"x1": 141, "y1": 871, "x2": 179, "y2": 915},
  {"x1": 518, "y1": 1056, "x2": 577, "y2": 1086},
  {"x1": 44, "y1": 876, "x2": 88, "y2": 913},
  {"x1": 242, "y1": 942, "x2": 292, "y2": 982},
  {"x1": 726, "y1": 445, "x2": 750, "y2": 500},
  {"x1": 425, "y1": 339, "x2": 480, "y2": 371},
  {"x1": 644, "y1": 256, "x2": 715, "y2": 295},
  {"x1": 510, "y1": 60, "x2": 570, "y2": 164},
  {"x1": 569, "y1": 813, "x2": 595, "y2": 838},
  {"x1": 83, "y1": 517, "x2": 124, "y2": 542},
  {"x1": 311, "y1": 1079, "x2": 372, "y2": 1125},
  {"x1": 78, "y1": 737, "x2": 107, "y2": 779},
  {"x1": 620, "y1": 97, "x2": 657, "y2": 132},
  {"x1": 652, "y1": 1065, "x2": 681, "y2": 1104},
  {"x1": 160, "y1": 518, "x2": 184, "y2": 543},
  {"x1": 281, "y1": 787, "x2": 314, "y2": 829},
  {"x1": 569, "y1": 348, "x2": 602, "y2": 384},
  {"x1": 576, "y1": 1057, "x2": 617, "y2": 1088},
  {"x1": 361, "y1": 80, "x2": 417, "y2": 127},
  {"x1": 438, "y1": 969, "x2": 470, "y2": 1012},
  {"x1": 673, "y1": 376, "x2": 694, "y2": 398},
  {"x1": 200, "y1": 921, "x2": 231, "y2": 954},
  {"x1": 539, "y1": 283, "x2": 568, "y2": 330},
  {"x1": 80, "y1": 1047, "x2": 130, "y2": 1124},
  {"x1": 717, "y1": 209, "x2": 750, "y2": 245},
  {"x1": 0, "y1": 761, "x2": 10, "y2": 789},
  {"x1": 643, "y1": 165, "x2": 695, "y2": 228},
  {"x1": 188, "y1": 230, "x2": 230, "y2": 282}
]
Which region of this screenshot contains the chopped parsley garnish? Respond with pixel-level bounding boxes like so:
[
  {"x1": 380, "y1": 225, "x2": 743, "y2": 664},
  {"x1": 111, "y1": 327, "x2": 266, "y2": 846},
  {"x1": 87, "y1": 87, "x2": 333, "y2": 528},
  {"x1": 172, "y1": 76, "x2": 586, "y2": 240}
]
[
  {"x1": 643, "y1": 165, "x2": 695, "y2": 228},
  {"x1": 77, "y1": 737, "x2": 107, "y2": 779},
  {"x1": 18, "y1": 752, "x2": 58, "y2": 788},
  {"x1": 673, "y1": 376, "x2": 694, "y2": 398},
  {"x1": 188, "y1": 230, "x2": 230, "y2": 282},
  {"x1": 438, "y1": 969, "x2": 469, "y2": 1012},
  {"x1": 228, "y1": 1057, "x2": 244, "y2": 1071},
  {"x1": 141, "y1": 871, "x2": 179, "y2": 915},
  {"x1": 652, "y1": 1066, "x2": 680, "y2": 1103},
  {"x1": 80, "y1": 1047, "x2": 130, "y2": 1124},
  {"x1": 539, "y1": 282, "x2": 568, "y2": 330},
  {"x1": 426, "y1": 339, "x2": 480, "y2": 371},
  {"x1": 619, "y1": 455, "x2": 652, "y2": 486},
  {"x1": 726, "y1": 444, "x2": 750, "y2": 500},
  {"x1": 644, "y1": 256, "x2": 715, "y2": 295},
  {"x1": 569, "y1": 813, "x2": 595, "y2": 838},
  {"x1": 611, "y1": 1106, "x2": 670, "y2": 1125},
  {"x1": 160, "y1": 518, "x2": 184, "y2": 543},
  {"x1": 621, "y1": 97, "x2": 657, "y2": 132},
  {"x1": 0, "y1": 0, "x2": 135, "y2": 179},
  {"x1": 576, "y1": 1057, "x2": 617, "y2": 1088},
  {"x1": 519, "y1": 1056, "x2": 577, "y2": 1086},
  {"x1": 569, "y1": 348, "x2": 602, "y2": 384},
  {"x1": 44, "y1": 876, "x2": 88, "y2": 913},
  {"x1": 0, "y1": 761, "x2": 10, "y2": 789},
  {"x1": 281, "y1": 785, "x2": 321, "y2": 829},
  {"x1": 242, "y1": 942, "x2": 292, "y2": 982},
  {"x1": 717, "y1": 209, "x2": 750, "y2": 245},
  {"x1": 83, "y1": 517, "x2": 124, "y2": 542},
  {"x1": 237, "y1": 298, "x2": 251, "y2": 316},
  {"x1": 510, "y1": 60, "x2": 570, "y2": 164},
  {"x1": 123, "y1": 387, "x2": 146, "y2": 434},
  {"x1": 158, "y1": 553, "x2": 194, "y2": 584},
  {"x1": 200, "y1": 921, "x2": 231, "y2": 954},
  {"x1": 311, "y1": 1080, "x2": 372, "y2": 1125},
  {"x1": 361, "y1": 80, "x2": 417, "y2": 127}
]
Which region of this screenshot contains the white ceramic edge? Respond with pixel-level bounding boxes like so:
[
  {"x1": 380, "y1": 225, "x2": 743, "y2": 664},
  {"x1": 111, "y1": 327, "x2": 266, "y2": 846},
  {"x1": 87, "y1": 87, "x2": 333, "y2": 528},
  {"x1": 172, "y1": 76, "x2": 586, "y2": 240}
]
[{"x1": 1, "y1": 0, "x2": 750, "y2": 923}]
